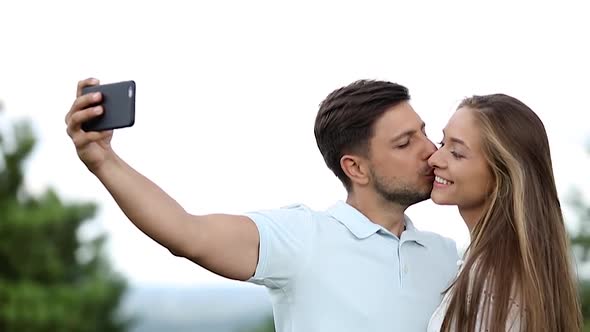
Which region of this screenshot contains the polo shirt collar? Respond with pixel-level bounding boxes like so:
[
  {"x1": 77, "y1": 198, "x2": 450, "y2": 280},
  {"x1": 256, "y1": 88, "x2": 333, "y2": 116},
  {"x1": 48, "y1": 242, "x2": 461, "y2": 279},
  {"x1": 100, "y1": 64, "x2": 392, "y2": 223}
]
[
  {"x1": 327, "y1": 201, "x2": 380, "y2": 239},
  {"x1": 400, "y1": 216, "x2": 427, "y2": 247},
  {"x1": 327, "y1": 200, "x2": 427, "y2": 247}
]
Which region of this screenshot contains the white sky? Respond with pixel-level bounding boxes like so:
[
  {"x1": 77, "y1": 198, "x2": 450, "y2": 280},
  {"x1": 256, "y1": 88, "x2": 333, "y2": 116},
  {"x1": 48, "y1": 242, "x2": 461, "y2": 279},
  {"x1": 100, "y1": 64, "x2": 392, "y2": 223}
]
[{"x1": 1, "y1": 0, "x2": 589, "y2": 286}]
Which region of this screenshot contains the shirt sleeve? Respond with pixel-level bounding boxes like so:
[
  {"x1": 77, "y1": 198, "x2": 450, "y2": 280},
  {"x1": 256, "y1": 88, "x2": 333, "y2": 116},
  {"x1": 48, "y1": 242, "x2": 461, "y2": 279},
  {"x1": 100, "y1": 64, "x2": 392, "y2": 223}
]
[{"x1": 244, "y1": 204, "x2": 315, "y2": 289}]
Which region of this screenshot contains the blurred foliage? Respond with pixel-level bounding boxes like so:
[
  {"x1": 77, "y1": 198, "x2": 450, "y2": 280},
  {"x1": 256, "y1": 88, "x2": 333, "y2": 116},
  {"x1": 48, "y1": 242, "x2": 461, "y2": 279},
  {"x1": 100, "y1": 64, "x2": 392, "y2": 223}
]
[
  {"x1": 245, "y1": 316, "x2": 275, "y2": 332},
  {"x1": 0, "y1": 108, "x2": 131, "y2": 331},
  {"x1": 570, "y1": 144, "x2": 590, "y2": 330},
  {"x1": 571, "y1": 189, "x2": 590, "y2": 261}
]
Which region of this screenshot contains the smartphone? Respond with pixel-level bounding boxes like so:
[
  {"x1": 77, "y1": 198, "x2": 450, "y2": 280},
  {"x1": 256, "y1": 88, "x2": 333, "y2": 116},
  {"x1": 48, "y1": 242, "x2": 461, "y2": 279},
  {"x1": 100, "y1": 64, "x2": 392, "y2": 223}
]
[{"x1": 81, "y1": 80, "x2": 136, "y2": 132}]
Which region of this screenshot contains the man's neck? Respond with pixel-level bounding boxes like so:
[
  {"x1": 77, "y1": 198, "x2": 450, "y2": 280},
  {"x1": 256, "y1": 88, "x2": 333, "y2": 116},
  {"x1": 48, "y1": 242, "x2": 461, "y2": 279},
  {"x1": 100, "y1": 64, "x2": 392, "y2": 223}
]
[{"x1": 346, "y1": 192, "x2": 407, "y2": 238}]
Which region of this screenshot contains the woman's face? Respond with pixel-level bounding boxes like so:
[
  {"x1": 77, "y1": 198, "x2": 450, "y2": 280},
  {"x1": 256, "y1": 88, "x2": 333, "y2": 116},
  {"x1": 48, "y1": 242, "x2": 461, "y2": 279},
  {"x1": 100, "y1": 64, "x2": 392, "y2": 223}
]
[{"x1": 428, "y1": 107, "x2": 494, "y2": 215}]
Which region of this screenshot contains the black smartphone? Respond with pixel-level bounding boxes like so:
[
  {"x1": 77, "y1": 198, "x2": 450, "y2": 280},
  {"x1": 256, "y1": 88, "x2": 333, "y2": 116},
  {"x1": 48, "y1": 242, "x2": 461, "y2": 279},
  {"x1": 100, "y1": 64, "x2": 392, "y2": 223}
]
[{"x1": 81, "y1": 80, "x2": 136, "y2": 132}]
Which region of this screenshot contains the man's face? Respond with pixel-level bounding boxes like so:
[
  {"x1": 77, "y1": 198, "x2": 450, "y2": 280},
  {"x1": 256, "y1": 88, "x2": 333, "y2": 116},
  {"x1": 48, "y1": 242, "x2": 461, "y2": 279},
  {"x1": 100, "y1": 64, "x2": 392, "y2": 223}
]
[{"x1": 365, "y1": 102, "x2": 437, "y2": 206}]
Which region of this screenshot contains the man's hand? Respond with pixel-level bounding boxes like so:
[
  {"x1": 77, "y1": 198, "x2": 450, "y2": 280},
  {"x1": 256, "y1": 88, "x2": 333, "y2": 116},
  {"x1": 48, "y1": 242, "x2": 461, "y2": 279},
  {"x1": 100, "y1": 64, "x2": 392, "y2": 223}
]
[{"x1": 65, "y1": 78, "x2": 114, "y2": 173}]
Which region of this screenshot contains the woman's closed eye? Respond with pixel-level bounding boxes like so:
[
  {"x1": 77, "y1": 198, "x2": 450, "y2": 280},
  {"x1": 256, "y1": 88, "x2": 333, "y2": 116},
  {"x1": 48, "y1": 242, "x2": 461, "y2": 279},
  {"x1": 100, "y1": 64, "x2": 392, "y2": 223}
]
[
  {"x1": 438, "y1": 141, "x2": 463, "y2": 159},
  {"x1": 450, "y1": 151, "x2": 463, "y2": 159}
]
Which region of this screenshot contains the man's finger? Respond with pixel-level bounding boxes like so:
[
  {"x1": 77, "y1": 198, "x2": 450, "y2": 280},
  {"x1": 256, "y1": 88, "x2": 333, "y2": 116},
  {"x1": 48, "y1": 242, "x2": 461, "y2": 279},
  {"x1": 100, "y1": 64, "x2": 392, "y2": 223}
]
[
  {"x1": 66, "y1": 91, "x2": 102, "y2": 125},
  {"x1": 74, "y1": 92, "x2": 102, "y2": 110},
  {"x1": 68, "y1": 106, "x2": 103, "y2": 129},
  {"x1": 71, "y1": 91, "x2": 102, "y2": 113},
  {"x1": 77, "y1": 78, "x2": 100, "y2": 97},
  {"x1": 67, "y1": 78, "x2": 100, "y2": 124}
]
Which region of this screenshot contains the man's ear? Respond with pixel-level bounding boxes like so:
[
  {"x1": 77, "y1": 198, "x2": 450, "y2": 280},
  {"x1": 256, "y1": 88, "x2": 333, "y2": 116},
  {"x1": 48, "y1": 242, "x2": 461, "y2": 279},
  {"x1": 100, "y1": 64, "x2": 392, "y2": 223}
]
[{"x1": 340, "y1": 154, "x2": 370, "y2": 186}]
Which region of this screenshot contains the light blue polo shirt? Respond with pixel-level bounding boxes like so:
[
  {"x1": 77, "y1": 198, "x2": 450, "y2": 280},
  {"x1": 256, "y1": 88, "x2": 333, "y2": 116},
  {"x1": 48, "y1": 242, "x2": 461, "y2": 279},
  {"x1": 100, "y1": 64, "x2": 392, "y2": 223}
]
[{"x1": 245, "y1": 200, "x2": 459, "y2": 332}]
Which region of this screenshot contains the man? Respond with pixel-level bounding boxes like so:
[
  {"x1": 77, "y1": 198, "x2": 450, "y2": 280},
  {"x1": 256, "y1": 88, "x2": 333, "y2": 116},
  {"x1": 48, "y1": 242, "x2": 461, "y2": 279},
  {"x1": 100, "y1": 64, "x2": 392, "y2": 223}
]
[{"x1": 65, "y1": 78, "x2": 459, "y2": 331}]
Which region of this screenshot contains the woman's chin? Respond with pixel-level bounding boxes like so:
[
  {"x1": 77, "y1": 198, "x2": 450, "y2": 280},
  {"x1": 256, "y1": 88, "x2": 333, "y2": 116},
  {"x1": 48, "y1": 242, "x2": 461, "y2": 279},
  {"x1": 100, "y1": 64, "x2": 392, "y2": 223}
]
[{"x1": 430, "y1": 193, "x2": 454, "y2": 206}]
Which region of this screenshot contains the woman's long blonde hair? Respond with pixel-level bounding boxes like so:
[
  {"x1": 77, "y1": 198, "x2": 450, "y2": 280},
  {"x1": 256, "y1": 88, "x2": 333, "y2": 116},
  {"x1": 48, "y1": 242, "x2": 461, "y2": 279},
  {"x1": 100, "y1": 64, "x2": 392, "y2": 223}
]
[{"x1": 441, "y1": 94, "x2": 582, "y2": 332}]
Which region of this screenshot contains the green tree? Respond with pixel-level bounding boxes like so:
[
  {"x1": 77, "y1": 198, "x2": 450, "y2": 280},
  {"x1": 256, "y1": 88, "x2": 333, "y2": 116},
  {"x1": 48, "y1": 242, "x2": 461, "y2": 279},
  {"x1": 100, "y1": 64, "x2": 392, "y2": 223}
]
[
  {"x1": 245, "y1": 316, "x2": 275, "y2": 332},
  {"x1": 570, "y1": 144, "x2": 590, "y2": 331},
  {"x1": 0, "y1": 105, "x2": 131, "y2": 331}
]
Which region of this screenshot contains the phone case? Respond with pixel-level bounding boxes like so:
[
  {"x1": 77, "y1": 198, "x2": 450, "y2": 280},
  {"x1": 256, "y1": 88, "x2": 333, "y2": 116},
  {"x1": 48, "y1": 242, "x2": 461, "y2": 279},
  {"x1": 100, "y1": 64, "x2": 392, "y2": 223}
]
[{"x1": 81, "y1": 80, "x2": 136, "y2": 132}]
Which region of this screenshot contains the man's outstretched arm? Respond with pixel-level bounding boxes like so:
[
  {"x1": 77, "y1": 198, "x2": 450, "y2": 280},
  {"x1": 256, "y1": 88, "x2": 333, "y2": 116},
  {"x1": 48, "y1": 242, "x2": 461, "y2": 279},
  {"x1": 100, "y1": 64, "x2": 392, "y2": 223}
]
[{"x1": 66, "y1": 78, "x2": 259, "y2": 281}]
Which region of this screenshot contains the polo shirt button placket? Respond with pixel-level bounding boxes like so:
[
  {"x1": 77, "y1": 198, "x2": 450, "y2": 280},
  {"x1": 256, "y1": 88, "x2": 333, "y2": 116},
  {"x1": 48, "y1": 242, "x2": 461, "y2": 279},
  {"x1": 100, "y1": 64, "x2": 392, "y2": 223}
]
[{"x1": 398, "y1": 242, "x2": 404, "y2": 287}]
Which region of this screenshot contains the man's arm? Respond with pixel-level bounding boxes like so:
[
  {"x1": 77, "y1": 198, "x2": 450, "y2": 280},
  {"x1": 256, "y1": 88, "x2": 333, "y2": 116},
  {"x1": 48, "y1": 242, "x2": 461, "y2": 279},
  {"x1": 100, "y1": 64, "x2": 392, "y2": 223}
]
[
  {"x1": 96, "y1": 154, "x2": 260, "y2": 280},
  {"x1": 66, "y1": 78, "x2": 259, "y2": 281}
]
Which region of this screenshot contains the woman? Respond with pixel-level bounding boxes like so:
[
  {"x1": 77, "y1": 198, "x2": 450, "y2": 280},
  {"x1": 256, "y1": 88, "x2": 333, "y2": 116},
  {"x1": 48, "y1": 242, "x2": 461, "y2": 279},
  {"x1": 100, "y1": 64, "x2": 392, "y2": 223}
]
[{"x1": 426, "y1": 94, "x2": 582, "y2": 331}]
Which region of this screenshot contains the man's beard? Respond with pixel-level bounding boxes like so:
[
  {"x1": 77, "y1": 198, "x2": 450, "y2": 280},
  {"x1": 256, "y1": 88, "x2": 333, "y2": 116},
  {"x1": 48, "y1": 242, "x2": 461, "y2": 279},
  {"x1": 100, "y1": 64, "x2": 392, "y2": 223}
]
[{"x1": 371, "y1": 169, "x2": 431, "y2": 207}]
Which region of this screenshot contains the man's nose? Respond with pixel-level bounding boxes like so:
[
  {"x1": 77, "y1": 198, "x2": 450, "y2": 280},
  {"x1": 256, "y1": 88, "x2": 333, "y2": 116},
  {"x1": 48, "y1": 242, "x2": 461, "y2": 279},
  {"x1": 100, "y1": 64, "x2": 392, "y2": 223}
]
[{"x1": 423, "y1": 138, "x2": 437, "y2": 159}]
